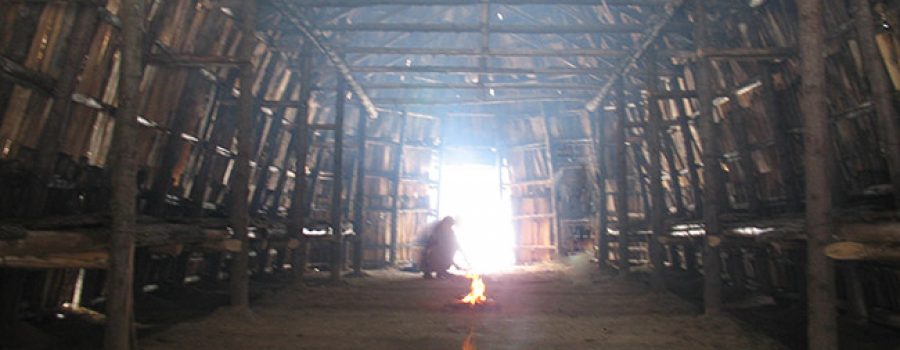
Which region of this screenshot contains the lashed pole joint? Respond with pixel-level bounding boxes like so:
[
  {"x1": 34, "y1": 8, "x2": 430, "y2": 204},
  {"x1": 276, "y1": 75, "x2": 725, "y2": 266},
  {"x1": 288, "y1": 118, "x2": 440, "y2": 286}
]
[
  {"x1": 585, "y1": 0, "x2": 686, "y2": 112},
  {"x1": 273, "y1": 0, "x2": 378, "y2": 119}
]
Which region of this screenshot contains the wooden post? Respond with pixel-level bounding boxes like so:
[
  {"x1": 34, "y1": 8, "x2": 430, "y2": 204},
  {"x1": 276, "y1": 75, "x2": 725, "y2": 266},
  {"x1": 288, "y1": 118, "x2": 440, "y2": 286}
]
[
  {"x1": 352, "y1": 106, "x2": 367, "y2": 275},
  {"x1": 147, "y1": 72, "x2": 205, "y2": 216},
  {"x1": 541, "y1": 111, "x2": 561, "y2": 256},
  {"x1": 674, "y1": 94, "x2": 703, "y2": 217},
  {"x1": 856, "y1": 0, "x2": 900, "y2": 210},
  {"x1": 228, "y1": 0, "x2": 257, "y2": 309},
  {"x1": 663, "y1": 131, "x2": 686, "y2": 216},
  {"x1": 330, "y1": 76, "x2": 347, "y2": 282},
  {"x1": 731, "y1": 106, "x2": 761, "y2": 214},
  {"x1": 250, "y1": 77, "x2": 299, "y2": 214},
  {"x1": 389, "y1": 112, "x2": 408, "y2": 265},
  {"x1": 287, "y1": 51, "x2": 313, "y2": 280},
  {"x1": 694, "y1": 0, "x2": 723, "y2": 315},
  {"x1": 104, "y1": 0, "x2": 143, "y2": 348},
  {"x1": 841, "y1": 262, "x2": 868, "y2": 322},
  {"x1": 591, "y1": 108, "x2": 610, "y2": 267},
  {"x1": 29, "y1": 3, "x2": 101, "y2": 217},
  {"x1": 759, "y1": 63, "x2": 801, "y2": 212},
  {"x1": 798, "y1": 0, "x2": 838, "y2": 348},
  {"x1": 614, "y1": 78, "x2": 631, "y2": 274},
  {"x1": 645, "y1": 51, "x2": 667, "y2": 290}
]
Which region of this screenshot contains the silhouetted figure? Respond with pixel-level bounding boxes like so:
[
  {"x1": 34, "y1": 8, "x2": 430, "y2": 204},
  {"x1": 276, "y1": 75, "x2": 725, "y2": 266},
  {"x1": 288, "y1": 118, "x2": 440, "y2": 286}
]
[{"x1": 419, "y1": 216, "x2": 458, "y2": 279}]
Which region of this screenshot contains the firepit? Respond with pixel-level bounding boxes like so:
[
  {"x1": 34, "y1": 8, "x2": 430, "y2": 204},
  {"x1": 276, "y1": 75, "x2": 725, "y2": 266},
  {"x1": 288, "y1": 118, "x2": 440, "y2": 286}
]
[{"x1": 446, "y1": 274, "x2": 500, "y2": 311}]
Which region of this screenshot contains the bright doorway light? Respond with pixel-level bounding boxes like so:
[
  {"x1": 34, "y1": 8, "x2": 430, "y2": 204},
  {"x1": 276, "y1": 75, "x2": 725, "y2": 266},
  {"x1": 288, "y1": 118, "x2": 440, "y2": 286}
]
[{"x1": 439, "y1": 164, "x2": 515, "y2": 273}]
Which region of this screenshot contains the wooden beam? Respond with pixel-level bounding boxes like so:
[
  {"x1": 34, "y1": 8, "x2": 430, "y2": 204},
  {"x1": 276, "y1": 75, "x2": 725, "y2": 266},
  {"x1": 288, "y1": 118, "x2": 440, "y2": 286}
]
[
  {"x1": 0, "y1": 54, "x2": 56, "y2": 94},
  {"x1": 614, "y1": 79, "x2": 631, "y2": 273},
  {"x1": 29, "y1": 3, "x2": 102, "y2": 217},
  {"x1": 798, "y1": 0, "x2": 838, "y2": 348},
  {"x1": 271, "y1": 0, "x2": 379, "y2": 118},
  {"x1": 287, "y1": 47, "x2": 314, "y2": 280},
  {"x1": 645, "y1": 50, "x2": 666, "y2": 290},
  {"x1": 228, "y1": 0, "x2": 257, "y2": 309},
  {"x1": 307, "y1": 23, "x2": 677, "y2": 34},
  {"x1": 359, "y1": 82, "x2": 604, "y2": 90},
  {"x1": 694, "y1": 0, "x2": 723, "y2": 316},
  {"x1": 825, "y1": 242, "x2": 900, "y2": 261},
  {"x1": 105, "y1": 0, "x2": 143, "y2": 347},
  {"x1": 855, "y1": 0, "x2": 900, "y2": 210},
  {"x1": 389, "y1": 112, "x2": 408, "y2": 265},
  {"x1": 585, "y1": 0, "x2": 687, "y2": 112},
  {"x1": 145, "y1": 54, "x2": 247, "y2": 68},
  {"x1": 352, "y1": 104, "x2": 367, "y2": 275},
  {"x1": 345, "y1": 65, "x2": 625, "y2": 75},
  {"x1": 331, "y1": 76, "x2": 348, "y2": 282},
  {"x1": 289, "y1": 0, "x2": 668, "y2": 6}
]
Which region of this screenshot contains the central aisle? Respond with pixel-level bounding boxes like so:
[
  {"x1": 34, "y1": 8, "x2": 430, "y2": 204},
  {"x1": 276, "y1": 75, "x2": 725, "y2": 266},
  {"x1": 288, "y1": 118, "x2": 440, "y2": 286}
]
[{"x1": 143, "y1": 262, "x2": 783, "y2": 350}]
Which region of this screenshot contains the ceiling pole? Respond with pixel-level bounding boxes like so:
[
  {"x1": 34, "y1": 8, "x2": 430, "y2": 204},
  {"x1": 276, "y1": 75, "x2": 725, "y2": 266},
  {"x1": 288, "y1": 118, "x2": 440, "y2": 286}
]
[
  {"x1": 584, "y1": 0, "x2": 686, "y2": 113},
  {"x1": 273, "y1": 0, "x2": 378, "y2": 119}
]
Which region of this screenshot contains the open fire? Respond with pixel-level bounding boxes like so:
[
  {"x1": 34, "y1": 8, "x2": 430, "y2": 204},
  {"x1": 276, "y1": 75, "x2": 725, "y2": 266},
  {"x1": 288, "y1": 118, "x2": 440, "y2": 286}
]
[{"x1": 461, "y1": 273, "x2": 487, "y2": 305}]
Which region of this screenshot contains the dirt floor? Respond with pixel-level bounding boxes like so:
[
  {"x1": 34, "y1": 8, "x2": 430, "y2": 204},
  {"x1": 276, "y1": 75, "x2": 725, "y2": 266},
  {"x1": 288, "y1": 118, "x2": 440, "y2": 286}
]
[{"x1": 142, "y1": 257, "x2": 785, "y2": 350}]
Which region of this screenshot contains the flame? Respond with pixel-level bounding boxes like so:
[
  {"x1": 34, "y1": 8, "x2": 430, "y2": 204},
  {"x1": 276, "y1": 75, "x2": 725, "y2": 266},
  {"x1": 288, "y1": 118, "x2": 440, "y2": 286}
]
[{"x1": 461, "y1": 273, "x2": 487, "y2": 305}]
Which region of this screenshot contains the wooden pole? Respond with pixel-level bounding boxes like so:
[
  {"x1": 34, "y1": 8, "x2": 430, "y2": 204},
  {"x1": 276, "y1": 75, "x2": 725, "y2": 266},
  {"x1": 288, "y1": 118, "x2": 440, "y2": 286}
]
[
  {"x1": 693, "y1": 0, "x2": 723, "y2": 315},
  {"x1": 673, "y1": 95, "x2": 702, "y2": 217},
  {"x1": 662, "y1": 131, "x2": 685, "y2": 216},
  {"x1": 645, "y1": 51, "x2": 667, "y2": 290},
  {"x1": 614, "y1": 78, "x2": 631, "y2": 274},
  {"x1": 389, "y1": 112, "x2": 408, "y2": 265},
  {"x1": 856, "y1": 0, "x2": 900, "y2": 210},
  {"x1": 147, "y1": 72, "x2": 205, "y2": 216},
  {"x1": 228, "y1": 0, "x2": 257, "y2": 309},
  {"x1": 104, "y1": 0, "x2": 142, "y2": 348},
  {"x1": 542, "y1": 112, "x2": 562, "y2": 256},
  {"x1": 592, "y1": 108, "x2": 610, "y2": 267},
  {"x1": 330, "y1": 76, "x2": 347, "y2": 282},
  {"x1": 353, "y1": 106, "x2": 368, "y2": 275},
  {"x1": 798, "y1": 0, "x2": 838, "y2": 348},
  {"x1": 730, "y1": 106, "x2": 761, "y2": 214},
  {"x1": 759, "y1": 63, "x2": 801, "y2": 212},
  {"x1": 29, "y1": 3, "x2": 102, "y2": 217},
  {"x1": 287, "y1": 51, "x2": 313, "y2": 280}
]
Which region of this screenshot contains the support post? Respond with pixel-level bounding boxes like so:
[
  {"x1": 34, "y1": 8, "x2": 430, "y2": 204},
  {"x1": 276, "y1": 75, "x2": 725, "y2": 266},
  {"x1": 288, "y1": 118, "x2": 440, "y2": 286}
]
[
  {"x1": 29, "y1": 3, "x2": 102, "y2": 217},
  {"x1": 541, "y1": 111, "x2": 561, "y2": 256},
  {"x1": 694, "y1": 0, "x2": 723, "y2": 315},
  {"x1": 228, "y1": 0, "x2": 257, "y2": 309},
  {"x1": 674, "y1": 95, "x2": 702, "y2": 217},
  {"x1": 591, "y1": 109, "x2": 610, "y2": 268},
  {"x1": 645, "y1": 50, "x2": 667, "y2": 290},
  {"x1": 663, "y1": 131, "x2": 686, "y2": 216},
  {"x1": 104, "y1": 0, "x2": 142, "y2": 348},
  {"x1": 731, "y1": 106, "x2": 761, "y2": 214},
  {"x1": 389, "y1": 112, "x2": 408, "y2": 265},
  {"x1": 759, "y1": 63, "x2": 800, "y2": 212},
  {"x1": 614, "y1": 78, "x2": 631, "y2": 274},
  {"x1": 330, "y1": 76, "x2": 347, "y2": 282},
  {"x1": 353, "y1": 106, "x2": 368, "y2": 275},
  {"x1": 288, "y1": 51, "x2": 314, "y2": 280},
  {"x1": 798, "y1": 0, "x2": 838, "y2": 348},
  {"x1": 856, "y1": 0, "x2": 900, "y2": 210}
]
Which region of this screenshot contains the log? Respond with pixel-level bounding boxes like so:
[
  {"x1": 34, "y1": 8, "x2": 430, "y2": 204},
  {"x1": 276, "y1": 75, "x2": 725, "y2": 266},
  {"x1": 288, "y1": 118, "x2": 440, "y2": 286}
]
[
  {"x1": 825, "y1": 242, "x2": 900, "y2": 261},
  {"x1": 198, "y1": 239, "x2": 242, "y2": 253},
  {"x1": 0, "y1": 225, "x2": 233, "y2": 257},
  {"x1": 837, "y1": 223, "x2": 900, "y2": 243},
  {"x1": 0, "y1": 251, "x2": 108, "y2": 269}
]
